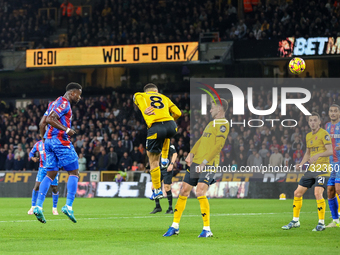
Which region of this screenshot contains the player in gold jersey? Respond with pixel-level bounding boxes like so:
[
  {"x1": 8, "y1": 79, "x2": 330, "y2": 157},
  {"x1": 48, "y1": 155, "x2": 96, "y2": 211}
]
[
  {"x1": 134, "y1": 83, "x2": 181, "y2": 200},
  {"x1": 282, "y1": 112, "x2": 332, "y2": 231},
  {"x1": 163, "y1": 97, "x2": 229, "y2": 238}
]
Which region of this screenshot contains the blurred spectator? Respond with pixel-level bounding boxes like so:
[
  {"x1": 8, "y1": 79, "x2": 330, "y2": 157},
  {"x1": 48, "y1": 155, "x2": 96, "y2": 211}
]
[
  {"x1": 5, "y1": 151, "x2": 14, "y2": 170},
  {"x1": 14, "y1": 155, "x2": 25, "y2": 171},
  {"x1": 269, "y1": 148, "x2": 283, "y2": 169},
  {"x1": 253, "y1": 153, "x2": 263, "y2": 170},
  {"x1": 107, "y1": 147, "x2": 118, "y2": 170},
  {"x1": 258, "y1": 143, "x2": 269, "y2": 160},
  {"x1": 131, "y1": 161, "x2": 139, "y2": 171},
  {"x1": 119, "y1": 152, "x2": 132, "y2": 171},
  {"x1": 115, "y1": 172, "x2": 124, "y2": 183},
  {"x1": 97, "y1": 147, "x2": 109, "y2": 171},
  {"x1": 0, "y1": 147, "x2": 8, "y2": 170},
  {"x1": 88, "y1": 155, "x2": 97, "y2": 170},
  {"x1": 78, "y1": 153, "x2": 87, "y2": 171},
  {"x1": 283, "y1": 153, "x2": 294, "y2": 167},
  {"x1": 293, "y1": 144, "x2": 304, "y2": 161}
]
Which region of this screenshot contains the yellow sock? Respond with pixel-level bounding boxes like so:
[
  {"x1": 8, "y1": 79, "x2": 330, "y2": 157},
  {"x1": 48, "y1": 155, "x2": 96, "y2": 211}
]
[
  {"x1": 150, "y1": 166, "x2": 161, "y2": 189},
  {"x1": 173, "y1": 195, "x2": 187, "y2": 224},
  {"x1": 317, "y1": 198, "x2": 326, "y2": 221},
  {"x1": 161, "y1": 139, "x2": 170, "y2": 159},
  {"x1": 293, "y1": 197, "x2": 303, "y2": 219},
  {"x1": 337, "y1": 194, "x2": 340, "y2": 215},
  {"x1": 198, "y1": 196, "x2": 210, "y2": 227}
]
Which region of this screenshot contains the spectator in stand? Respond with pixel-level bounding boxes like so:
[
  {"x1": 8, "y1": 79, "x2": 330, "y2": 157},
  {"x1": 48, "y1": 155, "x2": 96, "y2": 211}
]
[
  {"x1": 269, "y1": 148, "x2": 283, "y2": 170},
  {"x1": 119, "y1": 152, "x2": 132, "y2": 171},
  {"x1": 283, "y1": 153, "x2": 294, "y2": 167},
  {"x1": 131, "y1": 161, "x2": 139, "y2": 171},
  {"x1": 131, "y1": 146, "x2": 142, "y2": 163},
  {"x1": 107, "y1": 147, "x2": 118, "y2": 170},
  {"x1": 0, "y1": 147, "x2": 7, "y2": 168},
  {"x1": 14, "y1": 154, "x2": 25, "y2": 171},
  {"x1": 115, "y1": 172, "x2": 124, "y2": 183},
  {"x1": 78, "y1": 153, "x2": 87, "y2": 171},
  {"x1": 259, "y1": 143, "x2": 269, "y2": 160},
  {"x1": 97, "y1": 146, "x2": 109, "y2": 171},
  {"x1": 88, "y1": 155, "x2": 97, "y2": 170},
  {"x1": 5, "y1": 151, "x2": 14, "y2": 171},
  {"x1": 294, "y1": 152, "x2": 303, "y2": 165},
  {"x1": 60, "y1": 0, "x2": 74, "y2": 27},
  {"x1": 293, "y1": 144, "x2": 304, "y2": 161},
  {"x1": 253, "y1": 153, "x2": 263, "y2": 170}
]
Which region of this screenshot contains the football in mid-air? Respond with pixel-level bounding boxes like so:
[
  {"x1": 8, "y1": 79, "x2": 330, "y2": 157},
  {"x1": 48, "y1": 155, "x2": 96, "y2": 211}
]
[{"x1": 289, "y1": 57, "x2": 306, "y2": 74}]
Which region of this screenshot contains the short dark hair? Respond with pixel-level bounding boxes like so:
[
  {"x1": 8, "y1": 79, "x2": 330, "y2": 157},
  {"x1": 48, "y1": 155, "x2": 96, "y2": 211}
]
[
  {"x1": 308, "y1": 112, "x2": 320, "y2": 120},
  {"x1": 211, "y1": 97, "x2": 229, "y2": 112},
  {"x1": 143, "y1": 83, "x2": 158, "y2": 92},
  {"x1": 330, "y1": 104, "x2": 340, "y2": 110},
  {"x1": 66, "y1": 82, "x2": 82, "y2": 91}
]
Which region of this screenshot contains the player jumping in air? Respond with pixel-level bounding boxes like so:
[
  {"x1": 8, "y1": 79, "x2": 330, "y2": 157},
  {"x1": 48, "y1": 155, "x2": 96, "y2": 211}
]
[
  {"x1": 282, "y1": 112, "x2": 332, "y2": 231},
  {"x1": 150, "y1": 143, "x2": 178, "y2": 214},
  {"x1": 325, "y1": 104, "x2": 340, "y2": 227},
  {"x1": 134, "y1": 83, "x2": 181, "y2": 200},
  {"x1": 27, "y1": 140, "x2": 59, "y2": 216},
  {"x1": 163, "y1": 98, "x2": 229, "y2": 238},
  {"x1": 33, "y1": 82, "x2": 82, "y2": 223}
]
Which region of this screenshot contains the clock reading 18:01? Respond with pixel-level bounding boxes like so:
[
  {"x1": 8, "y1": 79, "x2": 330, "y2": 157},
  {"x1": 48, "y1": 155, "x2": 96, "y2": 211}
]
[{"x1": 33, "y1": 50, "x2": 57, "y2": 65}]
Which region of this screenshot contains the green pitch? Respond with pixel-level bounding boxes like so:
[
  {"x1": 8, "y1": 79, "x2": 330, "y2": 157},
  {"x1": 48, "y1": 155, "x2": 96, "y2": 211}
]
[{"x1": 0, "y1": 198, "x2": 339, "y2": 254}]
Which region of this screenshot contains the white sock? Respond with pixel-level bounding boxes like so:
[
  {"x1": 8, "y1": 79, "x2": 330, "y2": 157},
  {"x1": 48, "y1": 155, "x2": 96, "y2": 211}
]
[
  {"x1": 36, "y1": 206, "x2": 42, "y2": 209},
  {"x1": 53, "y1": 207, "x2": 57, "y2": 210},
  {"x1": 203, "y1": 226, "x2": 211, "y2": 231},
  {"x1": 155, "y1": 188, "x2": 162, "y2": 193},
  {"x1": 334, "y1": 219, "x2": 340, "y2": 224},
  {"x1": 319, "y1": 219, "x2": 325, "y2": 224},
  {"x1": 66, "y1": 205, "x2": 72, "y2": 210},
  {"x1": 293, "y1": 217, "x2": 299, "y2": 222},
  {"x1": 161, "y1": 158, "x2": 168, "y2": 162},
  {"x1": 171, "y1": 222, "x2": 179, "y2": 229}
]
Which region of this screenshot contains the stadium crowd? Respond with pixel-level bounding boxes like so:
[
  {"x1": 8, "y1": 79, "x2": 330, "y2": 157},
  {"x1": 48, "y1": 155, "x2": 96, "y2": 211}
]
[
  {"x1": 0, "y1": 92, "x2": 190, "y2": 172},
  {"x1": 191, "y1": 87, "x2": 338, "y2": 170},
  {"x1": 2, "y1": 0, "x2": 340, "y2": 50},
  {"x1": 0, "y1": 86, "x2": 337, "y2": 172}
]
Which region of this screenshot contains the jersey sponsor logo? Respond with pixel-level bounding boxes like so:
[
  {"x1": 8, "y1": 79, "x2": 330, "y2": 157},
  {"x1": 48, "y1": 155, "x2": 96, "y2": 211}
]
[
  {"x1": 330, "y1": 134, "x2": 340, "y2": 138},
  {"x1": 220, "y1": 125, "x2": 227, "y2": 133},
  {"x1": 202, "y1": 132, "x2": 212, "y2": 138},
  {"x1": 325, "y1": 135, "x2": 330, "y2": 141}
]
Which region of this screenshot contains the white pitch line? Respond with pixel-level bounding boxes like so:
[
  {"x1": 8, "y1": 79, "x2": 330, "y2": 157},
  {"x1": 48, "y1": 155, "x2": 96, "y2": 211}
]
[{"x1": 0, "y1": 211, "x2": 317, "y2": 224}]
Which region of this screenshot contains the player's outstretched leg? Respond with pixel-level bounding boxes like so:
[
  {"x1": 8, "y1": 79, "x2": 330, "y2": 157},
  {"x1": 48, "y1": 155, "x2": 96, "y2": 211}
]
[
  {"x1": 61, "y1": 174, "x2": 78, "y2": 223},
  {"x1": 197, "y1": 196, "x2": 213, "y2": 238},
  {"x1": 327, "y1": 193, "x2": 340, "y2": 227},
  {"x1": 282, "y1": 196, "x2": 302, "y2": 230},
  {"x1": 52, "y1": 191, "x2": 59, "y2": 215},
  {"x1": 34, "y1": 175, "x2": 54, "y2": 223},
  {"x1": 161, "y1": 139, "x2": 170, "y2": 168},
  {"x1": 28, "y1": 187, "x2": 39, "y2": 215},
  {"x1": 163, "y1": 195, "x2": 188, "y2": 237},
  {"x1": 313, "y1": 187, "x2": 326, "y2": 231}
]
